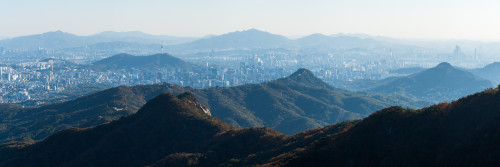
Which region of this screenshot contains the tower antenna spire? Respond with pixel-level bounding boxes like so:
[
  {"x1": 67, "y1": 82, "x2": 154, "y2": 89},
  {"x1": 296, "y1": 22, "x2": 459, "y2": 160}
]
[{"x1": 161, "y1": 44, "x2": 164, "y2": 53}]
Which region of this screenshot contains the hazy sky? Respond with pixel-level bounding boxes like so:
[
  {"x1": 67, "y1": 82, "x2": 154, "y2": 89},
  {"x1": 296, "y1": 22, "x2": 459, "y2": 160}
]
[{"x1": 1, "y1": 0, "x2": 500, "y2": 40}]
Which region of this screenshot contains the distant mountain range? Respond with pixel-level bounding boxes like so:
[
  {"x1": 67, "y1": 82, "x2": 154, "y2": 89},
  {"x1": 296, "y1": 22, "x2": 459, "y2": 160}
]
[
  {"x1": 90, "y1": 31, "x2": 197, "y2": 45},
  {"x1": 169, "y1": 29, "x2": 292, "y2": 51},
  {"x1": 69, "y1": 41, "x2": 162, "y2": 51},
  {"x1": 368, "y1": 62, "x2": 493, "y2": 102},
  {"x1": 0, "y1": 31, "x2": 197, "y2": 49},
  {"x1": 0, "y1": 68, "x2": 428, "y2": 144},
  {"x1": 2, "y1": 85, "x2": 500, "y2": 166},
  {"x1": 0, "y1": 29, "x2": 404, "y2": 52},
  {"x1": 0, "y1": 31, "x2": 85, "y2": 49},
  {"x1": 168, "y1": 29, "x2": 400, "y2": 53},
  {"x1": 4, "y1": 29, "x2": 500, "y2": 57},
  {"x1": 89, "y1": 53, "x2": 195, "y2": 71}
]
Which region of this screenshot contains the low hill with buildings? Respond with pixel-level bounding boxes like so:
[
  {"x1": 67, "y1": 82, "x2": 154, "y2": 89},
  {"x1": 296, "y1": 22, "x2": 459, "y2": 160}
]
[{"x1": 89, "y1": 53, "x2": 195, "y2": 71}]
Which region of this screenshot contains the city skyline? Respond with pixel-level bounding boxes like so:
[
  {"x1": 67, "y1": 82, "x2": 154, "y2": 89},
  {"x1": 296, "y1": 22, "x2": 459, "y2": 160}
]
[{"x1": 1, "y1": 0, "x2": 500, "y2": 41}]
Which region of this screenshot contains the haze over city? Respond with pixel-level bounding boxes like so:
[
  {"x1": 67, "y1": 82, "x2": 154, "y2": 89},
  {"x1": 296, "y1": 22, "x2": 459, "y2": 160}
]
[
  {"x1": 3, "y1": 1, "x2": 500, "y2": 166},
  {"x1": 2, "y1": 0, "x2": 500, "y2": 40}
]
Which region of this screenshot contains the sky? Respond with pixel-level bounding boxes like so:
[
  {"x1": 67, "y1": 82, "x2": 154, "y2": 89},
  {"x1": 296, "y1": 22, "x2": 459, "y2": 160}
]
[{"x1": 1, "y1": 0, "x2": 500, "y2": 41}]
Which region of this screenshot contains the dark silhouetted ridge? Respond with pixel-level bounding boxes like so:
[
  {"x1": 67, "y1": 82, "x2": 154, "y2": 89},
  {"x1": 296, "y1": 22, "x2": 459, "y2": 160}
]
[
  {"x1": 177, "y1": 91, "x2": 198, "y2": 101},
  {"x1": 0, "y1": 93, "x2": 232, "y2": 167},
  {"x1": 6, "y1": 80, "x2": 493, "y2": 166},
  {"x1": 272, "y1": 88, "x2": 500, "y2": 167},
  {"x1": 0, "y1": 83, "x2": 188, "y2": 144}
]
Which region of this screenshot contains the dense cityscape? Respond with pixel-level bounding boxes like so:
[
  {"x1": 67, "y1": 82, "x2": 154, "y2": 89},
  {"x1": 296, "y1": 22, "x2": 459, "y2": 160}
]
[{"x1": 0, "y1": 41, "x2": 494, "y2": 105}]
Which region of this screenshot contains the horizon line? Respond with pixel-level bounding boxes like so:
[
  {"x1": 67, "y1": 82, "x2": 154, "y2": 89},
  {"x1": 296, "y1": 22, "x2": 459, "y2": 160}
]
[{"x1": 2, "y1": 29, "x2": 500, "y2": 43}]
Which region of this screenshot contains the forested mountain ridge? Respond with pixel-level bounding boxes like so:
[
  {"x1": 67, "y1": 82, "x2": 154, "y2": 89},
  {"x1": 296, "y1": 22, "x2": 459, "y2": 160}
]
[
  {"x1": 3, "y1": 86, "x2": 500, "y2": 166},
  {"x1": 272, "y1": 86, "x2": 500, "y2": 167},
  {"x1": 0, "y1": 68, "x2": 428, "y2": 144}
]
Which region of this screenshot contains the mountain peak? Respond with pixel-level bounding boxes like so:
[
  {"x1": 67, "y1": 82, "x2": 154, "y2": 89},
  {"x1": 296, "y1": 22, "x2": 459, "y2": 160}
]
[
  {"x1": 178, "y1": 28, "x2": 290, "y2": 50},
  {"x1": 435, "y1": 62, "x2": 453, "y2": 68},
  {"x1": 177, "y1": 91, "x2": 197, "y2": 101},
  {"x1": 244, "y1": 28, "x2": 261, "y2": 32},
  {"x1": 370, "y1": 61, "x2": 493, "y2": 102},
  {"x1": 298, "y1": 33, "x2": 331, "y2": 41},
  {"x1": 290, "y1": 68, "x2": 315, "y2": 78},
  {"x1": 275, "y1": 68, "x2": 331, "y2": 88},
  {"x1": 150, "y1": 53, "x2": 173, "y2": 57},
  {"x1": 45, "y1": 30, "x2": 64, "y2": 34},
  {"x1": 240, "y1": 28, "x2": 268, "y2": 34},
  {"x1": 41, "y1": 30, "x2": 72, "y2": 36},
  {"x1": 141, "y1": 93, "x2": 213, "y2": 117},
  {"x1": 306, "y1": 33, "x2": 329, "y2": 38},
  {"x1": 178, "y1": 92, "x2": 211, "y2": 116},
  {"x1": 230, "y1": 29, "x2": 274, "y2": 36}
]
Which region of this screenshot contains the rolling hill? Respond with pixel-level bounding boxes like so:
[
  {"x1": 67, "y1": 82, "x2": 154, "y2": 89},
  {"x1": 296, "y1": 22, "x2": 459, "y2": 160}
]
[
  {"x1": 89, "y1": 53, "x2": 195, "y2": 70},
  {"x1": 369, "y1": 62, "x2": 493, "y2": 102}
]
